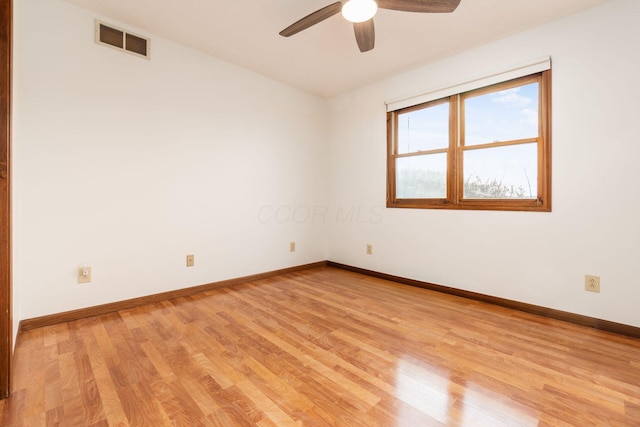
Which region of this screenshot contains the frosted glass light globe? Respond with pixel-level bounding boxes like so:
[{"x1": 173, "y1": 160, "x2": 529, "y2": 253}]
[{"x1": 342, "y1": 0, "x2": 378, "y2": 23}]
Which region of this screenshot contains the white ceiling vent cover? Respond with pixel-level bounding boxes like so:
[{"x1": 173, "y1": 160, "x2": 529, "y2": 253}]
[{"x1": 95, "y1": 20, "x2": 150, "y2": 59}]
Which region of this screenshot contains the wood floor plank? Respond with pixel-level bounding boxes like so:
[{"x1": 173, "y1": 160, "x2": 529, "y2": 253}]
[
  {"x1": 85, "y1": 325, "x2": 130, "y2": 427},
  {"x1": 4, "y1": 266, "x2": 640, "y2": 425}
]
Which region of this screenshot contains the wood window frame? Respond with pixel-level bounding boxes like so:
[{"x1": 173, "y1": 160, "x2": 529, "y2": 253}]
[{"x1": 387, "y1": 70, "x2": 552, "y2": 212}]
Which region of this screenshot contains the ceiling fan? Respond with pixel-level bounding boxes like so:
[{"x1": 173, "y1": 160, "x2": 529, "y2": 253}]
[{"x1": 279, "y1": 0, "x2": 462, "y2": 53}]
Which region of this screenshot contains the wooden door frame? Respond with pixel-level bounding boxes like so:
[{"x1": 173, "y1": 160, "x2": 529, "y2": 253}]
[{"x1": 0, "y1": 0, "x2": 12, "y2": 399}]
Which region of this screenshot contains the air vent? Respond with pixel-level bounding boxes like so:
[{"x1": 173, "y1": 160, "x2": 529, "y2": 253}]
[{"x1": 95, "y1": 20, "x2": 150, "y2": 59}]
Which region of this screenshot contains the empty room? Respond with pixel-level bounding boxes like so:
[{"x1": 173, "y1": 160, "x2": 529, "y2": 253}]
[{"x1": 1, "y1": 0, "x2": 640, "y2": 425}]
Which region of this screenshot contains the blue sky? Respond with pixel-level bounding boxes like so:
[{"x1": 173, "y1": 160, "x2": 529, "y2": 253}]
[{"x1": 397, "y1": 83, "x2": 539, "y2": 198}]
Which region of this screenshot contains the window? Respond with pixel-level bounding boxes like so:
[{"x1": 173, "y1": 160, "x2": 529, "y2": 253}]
[{"x1": 387, "y1": 70, "x2": 551, "y2": 211}]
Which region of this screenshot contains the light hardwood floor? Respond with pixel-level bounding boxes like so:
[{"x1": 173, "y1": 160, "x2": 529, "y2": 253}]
[{"x1": 2, "y1": 266, "x2": 640, "y2": 426}]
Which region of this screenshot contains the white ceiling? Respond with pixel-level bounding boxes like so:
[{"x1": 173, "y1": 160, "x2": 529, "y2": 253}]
[{"x1": 62, "y1": 0, "x2": 609, "y2": 98}]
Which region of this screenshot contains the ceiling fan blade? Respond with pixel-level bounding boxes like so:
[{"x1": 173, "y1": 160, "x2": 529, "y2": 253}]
[
  {"x1": 377, "y1": 0, "x2": 461, "y2": 13},
  {"x1": 279, "y1": 2, "x2": 343, "y2": 37},
  {"x1": 354, "y1": 19, "x2": 375, "y2": 53}
]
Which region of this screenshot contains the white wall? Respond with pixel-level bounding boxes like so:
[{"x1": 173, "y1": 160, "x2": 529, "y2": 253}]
[
  {"x1": 13, "y1": 0, "x2": 329, "y2": 324},
  {"x1": 327, "y1": 0, "x2": 640, "y2": 327}
]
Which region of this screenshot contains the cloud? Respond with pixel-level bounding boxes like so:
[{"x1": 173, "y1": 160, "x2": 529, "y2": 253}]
[{"x1": 491, "y1": 88, "x2": 532, "y2": 108}]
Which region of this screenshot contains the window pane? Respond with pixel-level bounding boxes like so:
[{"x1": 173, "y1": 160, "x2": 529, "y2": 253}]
[
  {"x1": 463, "y1": 143, "x2": 537, "y2": 199},
  {"x1": 398, "y1": 102, "x2": 449, "y2": 154},
  {"x1": 397, "y1": 154, "x2": 447, "y2": 199},
  {"x1": 465, "y1": 82, "x2": 538, "y2": 146}
]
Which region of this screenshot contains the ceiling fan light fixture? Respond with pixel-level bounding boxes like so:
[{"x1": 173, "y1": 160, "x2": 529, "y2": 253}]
[{"x1": 341, "y1": 0, "x2": 378, "y2": 23}]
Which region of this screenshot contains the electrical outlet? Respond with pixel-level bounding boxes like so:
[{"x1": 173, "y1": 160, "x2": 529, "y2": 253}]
[
  {"x1": 366, "y1": 244, "x2": 373, "y2": 255},
  {"x1": 77, "y1": 266, "x2": 91, "y2": 284},
  {"x1": 290, "y1": 241, "x2": 296, "y2": 252},
  {"x1": 186, "y1": 254, "x2": 195, "y2": 267},
  {"x1": 585, "y1": 275, "x2": 600, "y2": 293}
]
